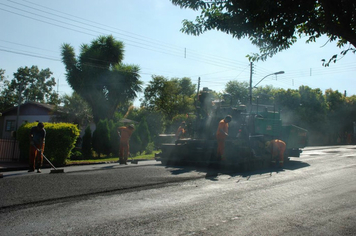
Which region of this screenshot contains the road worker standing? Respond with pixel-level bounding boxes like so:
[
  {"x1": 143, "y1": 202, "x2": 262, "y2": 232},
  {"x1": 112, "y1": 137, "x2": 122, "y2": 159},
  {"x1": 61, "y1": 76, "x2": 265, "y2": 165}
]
[
  {"x1": 216, "y1": 115, "x2": 232, "y2": 161},
  {"x1": 265, "y1": 139, "x2": 286, "y2": 168},
  {"x1": 29, "y1": 122, "x2": 46, "y2": 173},
  {"x1": 118, "y1": 124, "x2": 135, "y2": 165}
]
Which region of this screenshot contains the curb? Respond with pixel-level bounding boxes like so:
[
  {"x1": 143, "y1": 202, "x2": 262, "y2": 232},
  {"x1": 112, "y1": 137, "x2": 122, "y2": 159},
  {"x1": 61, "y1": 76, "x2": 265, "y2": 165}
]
[{"x1": 0, "y1": 159, "x2": 149, "y2": 173}]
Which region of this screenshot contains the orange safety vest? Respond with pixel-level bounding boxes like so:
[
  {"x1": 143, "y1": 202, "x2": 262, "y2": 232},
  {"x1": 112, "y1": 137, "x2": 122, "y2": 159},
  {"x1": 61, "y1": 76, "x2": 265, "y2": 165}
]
[
  {"x1": 216, "y1": 119, "x2": 229, "y2": 140},
  {"x1": 118, "y1": 126, "x2": 133, "y2": 142}
]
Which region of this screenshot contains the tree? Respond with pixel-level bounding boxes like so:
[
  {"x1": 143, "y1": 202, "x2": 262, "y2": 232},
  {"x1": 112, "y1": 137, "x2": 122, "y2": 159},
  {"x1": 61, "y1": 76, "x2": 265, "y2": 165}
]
[
  {"x1": 0, "y1": 69, "x2": 15, "y2": 111},
  {"x1": 0, "y1": 66, "x2": 60, "y2": 109},
  {"x1": 82, "y1": 126, "x2": 93, "y2": 159},
  {"x1": 52, "y1": 92, "x2": 93, "y2": 129},
  {"x1": 92, "y1": 119, "x2": 110, "y2": 157},
  {"x1": 224, "y1": 80, "x2": 249, "y2": 104},
  {"x1": 61, "y1": 35, "x2": 143, "y2": 124},
  {"x1": 297, "y1": 86, "x2": 327, "y2": 132},
  {"x1": 108, "y1": 120, "x2": 120, "y2": 157},
  {"x1": 136, "y1": 117, "x2": 151, "y2": 153},
  {"x1": 129, "y1": 132, "x2": 142, "y2": 156},
  {"x1": 126, "y1": 107, "x2": 165, "y2": 146},
  {"x1": 171, "y1": 0, "x2": 356, "y2": 63},
  {"x1": 252, "y1": 85, "x2": 279, "y2": 105},
  {"x1": 12, "y1": 66, "x2": 59, "y2": 104},
  {"x1": 141, "y1": 75, "x2": 196, "y2": 121}
]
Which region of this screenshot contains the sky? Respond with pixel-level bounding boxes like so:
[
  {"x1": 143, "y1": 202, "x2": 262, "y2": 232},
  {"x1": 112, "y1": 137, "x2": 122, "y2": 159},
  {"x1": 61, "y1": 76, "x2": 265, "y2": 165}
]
[{"x1": 1, "y1": 0, "x2": 355, "y2": 107}]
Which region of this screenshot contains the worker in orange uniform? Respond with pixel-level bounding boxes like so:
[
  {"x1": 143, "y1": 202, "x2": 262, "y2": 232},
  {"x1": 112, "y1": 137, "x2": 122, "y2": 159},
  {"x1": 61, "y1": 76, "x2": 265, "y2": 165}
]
[
  {"x1": 216, "y1": 115, "x2": 232, "y2": 161},
  {"x1": 118, "y1": 124, "x2": 135, "y2": 165},
  {"x1": 29, "y1": 122, "x2": 46, "y2": 173},
  {"x1": 175, "y1": 121, "x2": 186, "y2": 141},
  {"x1": 265, "y1": 139, "x2": 286, "y2": 168}
]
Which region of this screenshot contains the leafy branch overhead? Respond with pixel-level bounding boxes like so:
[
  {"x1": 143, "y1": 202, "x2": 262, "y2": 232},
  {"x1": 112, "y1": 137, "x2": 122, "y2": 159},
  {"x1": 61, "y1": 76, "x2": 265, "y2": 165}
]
[{"x1": 171, "y1": 0, "x2": 356, "y2": 64}]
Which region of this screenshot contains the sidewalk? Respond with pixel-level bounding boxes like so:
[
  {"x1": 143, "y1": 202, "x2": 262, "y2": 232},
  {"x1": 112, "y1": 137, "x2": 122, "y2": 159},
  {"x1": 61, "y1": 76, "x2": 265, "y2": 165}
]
[{"x1": 0, "y1": 161, "x2": 29, "y2": 172}]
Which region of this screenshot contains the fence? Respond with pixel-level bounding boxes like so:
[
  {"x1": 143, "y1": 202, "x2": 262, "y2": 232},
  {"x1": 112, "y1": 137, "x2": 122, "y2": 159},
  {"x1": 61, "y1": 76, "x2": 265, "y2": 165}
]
[{"x1": 0, "y1": 138, "x2": 20, "y2": 162}]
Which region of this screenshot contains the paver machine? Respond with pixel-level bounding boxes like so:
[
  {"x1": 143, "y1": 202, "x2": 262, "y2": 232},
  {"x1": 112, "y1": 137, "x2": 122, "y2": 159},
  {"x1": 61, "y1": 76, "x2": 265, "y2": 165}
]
[{"x1": 155, "y1": 87, "x2": 308, "y2": 170}]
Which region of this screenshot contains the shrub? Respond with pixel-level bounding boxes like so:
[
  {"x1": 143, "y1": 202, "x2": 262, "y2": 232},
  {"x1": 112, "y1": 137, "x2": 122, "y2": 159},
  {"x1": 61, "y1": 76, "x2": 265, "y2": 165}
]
[
  {"x1": 17, "y1": 122, "x2": 80, "y2": 165},
  {"x1": 92, "y1": 119, "x2": 110, "y2": 157},
  {"x1": 109, "y1": 120, "x2": 120, "y2": 157},
  {"x1": 136, "y1": 117, "x2": 151, "y2": 152},
  {"x1": 81, "y1": 126, "x2": 92, "y2": 159},
  {"x1": 145, "y1": 142, "x2": 155, "y2": 154},
  {"x1": 130, "y1": 132, "x2": 142, "y2": 155},
  {"x1": 70, "y1": 150, "x2": 83, "y2": 160}
]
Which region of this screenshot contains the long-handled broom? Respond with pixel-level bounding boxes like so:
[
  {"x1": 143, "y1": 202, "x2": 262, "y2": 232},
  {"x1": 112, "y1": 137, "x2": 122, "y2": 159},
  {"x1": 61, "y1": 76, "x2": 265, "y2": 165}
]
[
  {"x1": 130, "y1": 153, "x2": 138, "y2": 164},
  {"x1": 33, "y1": 145, "x2": 64, "y2": 173}
]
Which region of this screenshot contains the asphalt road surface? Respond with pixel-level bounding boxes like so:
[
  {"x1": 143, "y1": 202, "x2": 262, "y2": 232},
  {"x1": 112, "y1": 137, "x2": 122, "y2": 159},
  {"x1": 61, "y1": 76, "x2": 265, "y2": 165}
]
[{"x1": 0, "y1": 145, "x2": 355, "y2": 236}]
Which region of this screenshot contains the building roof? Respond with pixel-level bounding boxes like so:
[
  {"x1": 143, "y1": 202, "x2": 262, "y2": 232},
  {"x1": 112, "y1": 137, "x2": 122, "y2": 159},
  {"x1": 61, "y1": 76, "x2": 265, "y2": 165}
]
[{"x1": 1, "y1": 101, "x2": 56, "y2": 115}]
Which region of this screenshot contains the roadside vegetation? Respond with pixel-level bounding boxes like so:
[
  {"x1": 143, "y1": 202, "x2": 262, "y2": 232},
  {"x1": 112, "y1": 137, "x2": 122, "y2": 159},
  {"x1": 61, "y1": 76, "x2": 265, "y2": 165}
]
[{"x1": 67, "y1": 150, "x2": 160, "y2": 165}]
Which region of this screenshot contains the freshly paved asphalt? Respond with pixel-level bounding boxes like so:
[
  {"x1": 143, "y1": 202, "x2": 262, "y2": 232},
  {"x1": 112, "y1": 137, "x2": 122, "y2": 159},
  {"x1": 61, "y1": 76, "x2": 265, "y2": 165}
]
[{"x1": 0, "y1": 160, "x2": 207, "y2": 210}]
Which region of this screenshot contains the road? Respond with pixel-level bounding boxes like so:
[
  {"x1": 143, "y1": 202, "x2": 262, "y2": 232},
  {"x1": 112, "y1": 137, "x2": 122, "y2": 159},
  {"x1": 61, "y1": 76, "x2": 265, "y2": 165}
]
[{"x1": 0, "y1": 145, "x2": 355, "y2": 235}]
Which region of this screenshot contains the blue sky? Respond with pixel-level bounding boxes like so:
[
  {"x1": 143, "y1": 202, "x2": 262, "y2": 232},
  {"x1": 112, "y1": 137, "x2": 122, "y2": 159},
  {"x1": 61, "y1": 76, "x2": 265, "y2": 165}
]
[{"x1": 1, "y1": 0, "x2": 355, "y2": 107}]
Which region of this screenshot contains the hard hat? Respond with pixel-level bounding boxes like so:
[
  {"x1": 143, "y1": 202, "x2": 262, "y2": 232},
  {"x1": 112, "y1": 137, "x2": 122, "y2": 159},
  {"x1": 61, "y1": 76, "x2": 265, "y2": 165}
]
[{"x1": 128, "y1": 124, "x2": 135, "y2": 129}]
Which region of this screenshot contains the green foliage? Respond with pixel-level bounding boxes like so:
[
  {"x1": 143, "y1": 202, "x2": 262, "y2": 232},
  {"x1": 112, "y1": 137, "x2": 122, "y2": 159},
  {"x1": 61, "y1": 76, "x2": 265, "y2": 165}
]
[
  {"x1": 70, "y1": 150, "x2": 83, "y2": 160},
  {"x1": 130, "y1": 131, "x2": 142, "y2": 155},
  {"x1": 12, "y1": 66, "x2": 59, "y2": 104},
  {"x1": 0, "y1": 69, "x2": 15, "y2": 111},
  {"x1": 81, "y1": 126, "x2": 92, "y2": 159},
  {"x1": 61, "y1": 35, "x2": 143, "y2": 123},
  {"x1": 0, "y1": 66, "x2": 60, "y2": 110},
  {"x1": 109, "y1": 120, "x2": 120, "y2": 156},
  {"x1": 126, "y1": 107, "x2": 165, "y2": 146},
  {"x1": 53, "y1": 92, "x2": 93, "y2": 129},
  {"x1": 171, "y1": 0, "x2": 356, "y2": 63},
  {"x1": 145, "y1": 142, "x2": 155, "y2": 155},
  {"x1": 92, "y1": 119, "x2": 111, "y2": 157},
  {"x1": 141, "y1": 75, "x2": 196, "y2": 120},
  {"x1": 224, "y1": 81, "x2": 249, "y2": 105},
  {"x1": 136, "y1": 117, "x2": 151, "y2": 152},
  {"x1": 17, "y1": 122, "x2": 80, "y2": 165}
]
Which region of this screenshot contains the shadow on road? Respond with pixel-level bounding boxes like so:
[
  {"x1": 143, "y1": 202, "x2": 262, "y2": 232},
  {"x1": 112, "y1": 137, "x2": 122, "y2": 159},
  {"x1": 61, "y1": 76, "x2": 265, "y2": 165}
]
[{"x1": 160, "y1": 159, "x2": 310, "y2": 181}]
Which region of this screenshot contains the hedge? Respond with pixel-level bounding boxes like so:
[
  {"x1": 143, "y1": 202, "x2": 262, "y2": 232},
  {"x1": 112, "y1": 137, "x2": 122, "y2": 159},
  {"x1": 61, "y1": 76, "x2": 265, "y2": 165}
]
[{"x1": 17, "y1": 122, "x2": 80, "y2": 165}]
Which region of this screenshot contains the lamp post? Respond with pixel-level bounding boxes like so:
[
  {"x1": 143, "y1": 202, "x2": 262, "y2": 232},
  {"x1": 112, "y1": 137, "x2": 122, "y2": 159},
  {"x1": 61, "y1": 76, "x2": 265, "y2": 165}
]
[{"x1": 249, "y1": 71, "x2": 285, "y2": 106}]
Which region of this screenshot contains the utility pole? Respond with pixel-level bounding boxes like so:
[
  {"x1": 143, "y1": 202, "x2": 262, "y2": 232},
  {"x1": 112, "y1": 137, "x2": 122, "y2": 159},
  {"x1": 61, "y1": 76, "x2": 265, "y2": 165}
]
[
  {"x1": 249, "y1": 62, "x2": 253, "y2": 108},
  {"x1": 15, "y1": 82, "x2": 23, "y2": 132},
  {"x1": 196, "y1": 77, "x2": 201, "y2": 106}
]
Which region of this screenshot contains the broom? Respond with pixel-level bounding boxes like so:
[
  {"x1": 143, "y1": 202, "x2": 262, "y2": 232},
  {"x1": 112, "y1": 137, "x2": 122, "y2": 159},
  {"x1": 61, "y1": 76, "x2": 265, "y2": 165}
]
[{"x1": 33, "y1": 145, "x2": 64, "y2": 173}]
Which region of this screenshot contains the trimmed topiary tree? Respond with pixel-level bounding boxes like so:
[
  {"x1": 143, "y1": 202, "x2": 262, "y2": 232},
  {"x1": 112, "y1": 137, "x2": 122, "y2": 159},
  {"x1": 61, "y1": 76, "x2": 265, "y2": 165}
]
[
  {"x1": 81, "y1": 125, "x2": 92, "y2": 159},
  {"x1": 109, "y1": 120, "x2": 120, "y2": 157},
  {"x1": 92, "y1": 119, "x2": 110, "y2": 157},
  {"x1": 136, "y1": 117, "x2": 151, "y2": 153}
]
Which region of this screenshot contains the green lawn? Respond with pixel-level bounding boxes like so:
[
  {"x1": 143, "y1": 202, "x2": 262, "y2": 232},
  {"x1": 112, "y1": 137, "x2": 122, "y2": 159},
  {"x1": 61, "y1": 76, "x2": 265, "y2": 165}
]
[{"x1": 67, "y1": 150, "x2": 160, "y2": 165}]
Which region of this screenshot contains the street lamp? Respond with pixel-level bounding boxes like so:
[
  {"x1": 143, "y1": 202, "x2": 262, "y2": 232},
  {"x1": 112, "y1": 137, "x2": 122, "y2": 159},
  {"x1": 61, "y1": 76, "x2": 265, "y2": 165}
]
[
  {"x1": 253, "y1": 71, "x2": 285, "y2": 88},
  {"x1": 249, "y1": 71, "x2": 285, "y2": 106}
]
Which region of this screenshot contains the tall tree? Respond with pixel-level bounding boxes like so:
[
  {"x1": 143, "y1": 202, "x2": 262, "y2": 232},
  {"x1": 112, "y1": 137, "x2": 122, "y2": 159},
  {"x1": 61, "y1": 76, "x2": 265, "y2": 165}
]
[
  {"x1": 141, "y1": 75, "x2": 196, "y2": 120},
  {"x1": 171, "y1": 0, "x2": 356, "y2": 64},
  {"x1": 0, "y1": 69, "x2": 15, "y2": 111},
  {"x1": 61, "y1": 35, "x2": 143, "y2": 124},
  {"x1": 224, "y1": 80, "x2": 249, "y2": 105},
  {"x1": 1, "y1": 66, "x2": 59, "y2": 107}
]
